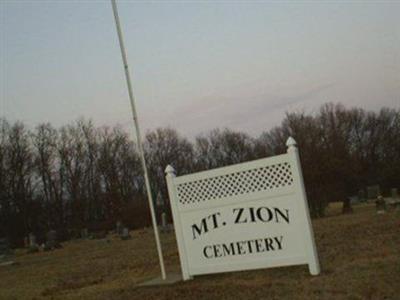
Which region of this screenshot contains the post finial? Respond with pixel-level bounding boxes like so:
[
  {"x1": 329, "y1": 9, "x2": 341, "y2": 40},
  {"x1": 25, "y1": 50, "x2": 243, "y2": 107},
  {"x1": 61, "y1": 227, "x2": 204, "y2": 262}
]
[
  {"x1": 286, "y1": 136, "x2": 297, "y2": 150},
  {"x1": 165, "y1": 164, "x2": 176, "y2": 175}
]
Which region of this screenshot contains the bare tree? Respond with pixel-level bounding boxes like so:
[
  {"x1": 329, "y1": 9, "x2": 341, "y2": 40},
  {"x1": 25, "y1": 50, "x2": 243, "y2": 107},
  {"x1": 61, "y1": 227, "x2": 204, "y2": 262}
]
[
  {"x1": 145, "y1": 128, "x2": 194, "y2": 219},
  {"x1": 1, "y1": 103, "x2": 399, "y2": 242},
  {"x1": 98, "y1": 126, "x2": 141, "y2": 224},
  {"x1": 3, "y1": 122, "x2": 35, "y2": 242},
  {"x1": 195, "y1": 128, "x2": 255, "y2": 171},
  {"x1": 32, "y1": 123, "x2": 65, "y2": 233},
  {"x1": 57, "y1": 122, "x2": 87, "y2": 230},
  {"x1": 0, "y1": 119, "x2": 10, "y2": 238}
]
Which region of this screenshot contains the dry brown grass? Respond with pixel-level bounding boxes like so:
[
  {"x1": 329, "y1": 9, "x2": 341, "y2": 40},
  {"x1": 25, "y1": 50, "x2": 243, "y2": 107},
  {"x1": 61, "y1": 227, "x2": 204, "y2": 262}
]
[{"x1": 0, "y1": 202, "x2": 399, "y2": 300}]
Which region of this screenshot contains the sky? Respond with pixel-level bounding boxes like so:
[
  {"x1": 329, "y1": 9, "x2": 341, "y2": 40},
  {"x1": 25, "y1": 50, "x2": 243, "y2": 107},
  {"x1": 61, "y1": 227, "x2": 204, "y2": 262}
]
[{"x1": 1, "y1": 1, "x2": 399, "y2": 138}]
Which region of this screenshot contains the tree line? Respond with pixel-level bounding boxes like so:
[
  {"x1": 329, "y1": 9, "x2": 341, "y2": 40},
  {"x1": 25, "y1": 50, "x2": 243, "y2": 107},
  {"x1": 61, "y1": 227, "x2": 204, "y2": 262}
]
[{"x1": 1, "y1": 103, "x2": 399, "y2": 245}]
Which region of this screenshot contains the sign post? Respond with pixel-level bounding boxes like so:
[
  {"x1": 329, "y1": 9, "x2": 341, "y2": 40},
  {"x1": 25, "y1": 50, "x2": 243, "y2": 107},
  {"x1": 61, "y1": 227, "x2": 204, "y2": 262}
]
[{"x1": 111, "y1": 0, "x2": 166, "y2": 280}]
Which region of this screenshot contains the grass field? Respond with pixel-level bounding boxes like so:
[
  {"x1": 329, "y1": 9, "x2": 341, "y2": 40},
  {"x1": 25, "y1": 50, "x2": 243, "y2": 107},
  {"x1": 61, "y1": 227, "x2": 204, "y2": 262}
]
[{"x1": 0, "y1": 202, "x2": 399, "y2": 300}]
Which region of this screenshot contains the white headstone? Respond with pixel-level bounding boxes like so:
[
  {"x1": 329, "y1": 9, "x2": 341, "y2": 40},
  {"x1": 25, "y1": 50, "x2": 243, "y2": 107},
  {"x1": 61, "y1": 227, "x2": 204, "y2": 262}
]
[
  {"x1": 161, "y1": 212, "x2": 167, "y2": 228},
  {"x1": 29, "y1": 233, "x2": 36, "y2": 247}
]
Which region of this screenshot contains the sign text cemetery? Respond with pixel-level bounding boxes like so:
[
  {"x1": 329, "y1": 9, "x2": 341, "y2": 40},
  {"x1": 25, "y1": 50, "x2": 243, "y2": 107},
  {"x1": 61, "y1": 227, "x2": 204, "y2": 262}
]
[{"x1": 165, "y1": 137, "x2": 320, "y2": 280}]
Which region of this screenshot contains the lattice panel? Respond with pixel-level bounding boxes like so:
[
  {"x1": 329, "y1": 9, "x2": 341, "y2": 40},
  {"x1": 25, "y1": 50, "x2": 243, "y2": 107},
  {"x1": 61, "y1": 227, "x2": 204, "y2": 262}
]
[{"x1": 176, "y1": 162, "x2": 294, "y2": 205}]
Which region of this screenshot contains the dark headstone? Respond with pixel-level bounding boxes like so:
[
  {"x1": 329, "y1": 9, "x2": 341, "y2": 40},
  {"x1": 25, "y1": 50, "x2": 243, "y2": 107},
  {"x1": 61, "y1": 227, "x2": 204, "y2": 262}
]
[
  {"x1": 0, "y1": 238, "x2": 14, "y2": 263},
  {"x1": 342, "y1": 197, "x2": 354, "y2": 214},
  {"x1": 375, "y1": 196, "x2": 387, "y2": 214},
  {"x1": 349, "y1": 196, "x2": 360, "y2": 205},
  {"x1": 27, "y1": 245, "x2": 39, "y2": 253},
  {"x1": 0, "y1": 239, "x2": 12, "y2": 254},
  {"x1": 45, "y1": 230, "x2": 62, "y2": 250},
  {"x1": 367, "y1": 185, "x2": 380, "y2": 199},
  {"x1": 358, "y1": 189, "x2": 366, "y2": 201},
  {"x1": 391, "y1": 188, "x2": 399, "y2": 199}
]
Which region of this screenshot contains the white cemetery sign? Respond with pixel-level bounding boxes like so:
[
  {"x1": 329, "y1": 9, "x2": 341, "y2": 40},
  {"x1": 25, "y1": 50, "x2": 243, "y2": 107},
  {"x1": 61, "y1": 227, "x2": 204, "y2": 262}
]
[{"x1": 165, "y1": 137, "x2": 320, "y2": 280}]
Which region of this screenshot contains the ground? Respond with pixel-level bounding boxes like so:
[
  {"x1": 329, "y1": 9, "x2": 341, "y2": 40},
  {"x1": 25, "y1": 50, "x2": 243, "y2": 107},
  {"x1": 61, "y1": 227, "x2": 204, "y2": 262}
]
[{"x1": 0, "y1": 202, "x2": 399, "y2": 300}]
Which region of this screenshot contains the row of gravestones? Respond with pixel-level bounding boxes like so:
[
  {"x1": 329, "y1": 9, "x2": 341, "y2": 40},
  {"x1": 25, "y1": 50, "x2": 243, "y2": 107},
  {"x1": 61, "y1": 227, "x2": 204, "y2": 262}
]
[
  {"x1": 26, "y1": 230, "x2": 62, "y2": 253},
  {"x1": 79, "y1": 223, "x2": 132, "y2": 241},
  {"x1": 1, "y1": 213, "x2": 175, "y2": 264},
  {"x1": 0, "y1": 230, "x2": 62, "y2": 264},
  {"x1": 114, "y1": 213, "x2": 173, "y2": 236},
  {"x1": 368, "y1": 186, "x2": 399, "y2": 199},
  {"x1": 4, "y1": 214, "x2": 175, "y2": 259},
  {"x1": 376, "y1": 196, "x2": 400, "y2": 213},
  {"x1": 366, "y1": 185, "x2": 395, "y2": 199},
  {"x1": 351, "y1": 186, "x2": 399, "y2": 203},
  {"x1": 25, "y1": 225, "x2": 131, "y2": 255},
  {"x1": 29, "y1": 215, "x2": 173, "y2": 245},
  {"x1": 115, "y1": 213, "x2": 173, "y2": 237}
]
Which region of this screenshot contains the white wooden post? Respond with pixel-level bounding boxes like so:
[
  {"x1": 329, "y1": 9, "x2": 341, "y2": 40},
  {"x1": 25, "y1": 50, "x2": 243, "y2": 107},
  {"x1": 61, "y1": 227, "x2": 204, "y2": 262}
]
[
  {"x1": 286, "y1": 137, "x2": 321, "y2": 275},
  {"x1": 165, "y1": 165, "x2": 193, "y2": 281}
]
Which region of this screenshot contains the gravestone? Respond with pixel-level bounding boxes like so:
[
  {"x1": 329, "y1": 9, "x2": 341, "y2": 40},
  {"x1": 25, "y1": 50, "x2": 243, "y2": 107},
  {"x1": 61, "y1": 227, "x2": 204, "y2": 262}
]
[
  {"x1": 349, "y1": 196, "x2": 360, "y2": 205},
  {"x1": 120, "y1": 227, "x2": 131, "y2": 240},
  {"x1": 388, "y1": 188, "x2": 400, "y2": 210},
  {"x1": 27, "y1": 233, "x2": 39, "y2": 253},
  {"x1": 160, "y1": 212, "x2": 173, "y2": 233},
  {"x1": 0, "y1": 238, "x2": 12, "y2": 257},
  {"x1": 0, "y1": 238, "x2": 14, "y2": 266},
  {"x1": 161, "y1": 212, "x2": 167, "y2": 228},
  {"x1": 391, "y1": 188, "x2": 399, "y2": 199},
  {"x1": 81, "y1": 228, "x2": 89, "y2": 239},
  {"x1": 29, "y1": 233, "x2": 36, "y2": 247},
  {"x1": 375, "y1": 195, "x2": 386, "y2": 214},
  {"x1": 342, "y1": 197, "x2": 354, "y2": 214},
  {"x1": 357, "y1": 189, "x2": 366, "y2": 202},
  {"x1": 156, "y1": 192, "x2": 164, "y2": 207},
  {"x1": 44, "y1": 230, "x2": 61, "y2": 251},
  {"x1": 367, "y1": 185, "x2": 380, "y2": 199},
  {"x1": 116, "y1": 221, "x2": 123, "y2": 235}
]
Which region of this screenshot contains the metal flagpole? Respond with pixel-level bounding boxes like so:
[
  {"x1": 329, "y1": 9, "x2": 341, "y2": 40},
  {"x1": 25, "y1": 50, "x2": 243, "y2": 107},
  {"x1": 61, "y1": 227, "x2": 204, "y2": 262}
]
[{"x1": 110, "y1": 0, "x2": 166, "y2": 280}]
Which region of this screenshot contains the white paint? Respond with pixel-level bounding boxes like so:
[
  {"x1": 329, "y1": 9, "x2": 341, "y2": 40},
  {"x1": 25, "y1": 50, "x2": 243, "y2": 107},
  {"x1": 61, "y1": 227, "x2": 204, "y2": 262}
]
[{"x1": 165, "y1": 137, "x2": 320, "y2": 280}]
